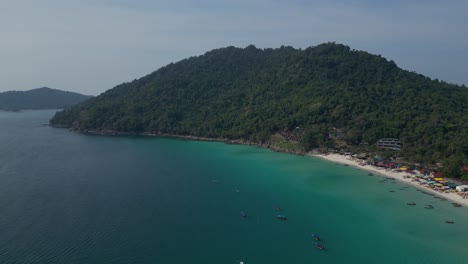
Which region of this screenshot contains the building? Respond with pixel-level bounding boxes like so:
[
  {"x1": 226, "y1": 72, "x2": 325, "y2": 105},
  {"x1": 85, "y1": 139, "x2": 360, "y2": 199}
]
[
  {"x1": 376, "y1": 138, "x2": 401, "y2": 150},
  {"x1": 455, "y1": 185, "x2": 468, "y2": 192}
]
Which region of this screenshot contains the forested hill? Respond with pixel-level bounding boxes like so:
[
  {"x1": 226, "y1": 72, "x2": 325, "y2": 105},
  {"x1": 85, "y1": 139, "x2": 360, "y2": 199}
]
[
  {"x1": 50, "y1": 43, "x2": 468, "y2": 165},
  {"x1": 0, "y1": 87, "x2": 92, "y2": 111}
]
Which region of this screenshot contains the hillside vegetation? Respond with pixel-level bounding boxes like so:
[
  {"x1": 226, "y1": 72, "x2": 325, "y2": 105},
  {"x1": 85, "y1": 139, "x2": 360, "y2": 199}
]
[
  {"x1": 50, "y1": 43, "x2": 468, "y2": 169},
  {"x1": 0, "y1": 87, "x2": 92, "y2": 111}
]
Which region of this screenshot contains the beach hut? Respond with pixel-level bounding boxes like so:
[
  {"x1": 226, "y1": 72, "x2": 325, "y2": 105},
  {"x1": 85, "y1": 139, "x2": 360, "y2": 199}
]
[
  {"x1": 376, "y1": 162, "x2": 385, "y2": 167},
  {"x1": 445, "y1": 182, "x2": 458, "y2": 188},
  {"x1": 374, "y1": 155, "x2": 383, "y2": 161},
  {"x1": 419, "y1": 169, "x2": 428, "y2": 176},
  {"x1": 456, "y1": 185, "x2": 468, "y2": 192}
]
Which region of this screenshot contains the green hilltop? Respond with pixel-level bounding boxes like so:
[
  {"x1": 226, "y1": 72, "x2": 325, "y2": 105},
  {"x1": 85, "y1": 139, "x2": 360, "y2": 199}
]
[
  {"x1": 0, "y1": 87, "x2": 92, "y2": 111},
  {"x1": 50, "y1": 43, "x2": 468, "y2": 172}
]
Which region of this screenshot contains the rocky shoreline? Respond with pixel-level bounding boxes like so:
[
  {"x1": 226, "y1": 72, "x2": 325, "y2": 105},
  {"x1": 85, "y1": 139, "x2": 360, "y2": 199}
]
[{"x1": 50, "y1": 126, "x2": 307, "y2": 156}]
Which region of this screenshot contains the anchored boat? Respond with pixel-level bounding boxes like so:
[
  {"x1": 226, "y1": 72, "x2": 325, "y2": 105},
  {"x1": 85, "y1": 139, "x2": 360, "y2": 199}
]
[
  {"x1": 315, "y1": 243, "x2": 325, "y2": 250},
  {"x1": 275, "y1": 214, "x2": 287, "y2": 221}
]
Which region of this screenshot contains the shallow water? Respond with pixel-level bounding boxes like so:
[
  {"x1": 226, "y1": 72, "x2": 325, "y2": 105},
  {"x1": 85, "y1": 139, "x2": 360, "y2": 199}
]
[{"x1": 0, "y1": 110, "x2": 467, "y2": 263}]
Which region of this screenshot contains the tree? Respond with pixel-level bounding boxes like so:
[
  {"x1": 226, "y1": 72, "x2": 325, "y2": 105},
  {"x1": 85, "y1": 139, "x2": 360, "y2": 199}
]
[{"x1": 442, "y1": 155, "x2": 464, "y2": 178}]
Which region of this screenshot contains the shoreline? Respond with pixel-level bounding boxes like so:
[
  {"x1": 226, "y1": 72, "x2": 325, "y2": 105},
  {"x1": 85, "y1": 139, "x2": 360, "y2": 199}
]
[
  {"x1": 53, "y1": 127, "x2": 306, "y2": 155},
  {"x1": 52, "y1": 126, "x2": 467, "y2": 206},
  {"x1": 312, "y1": 153, "x2": 468, "y2": 207}
]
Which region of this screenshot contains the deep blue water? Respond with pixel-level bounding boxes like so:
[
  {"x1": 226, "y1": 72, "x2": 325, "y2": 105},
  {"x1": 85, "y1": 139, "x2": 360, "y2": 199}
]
[{"x1": 0, "y1": 110, "x2": 467, "y2": 264}]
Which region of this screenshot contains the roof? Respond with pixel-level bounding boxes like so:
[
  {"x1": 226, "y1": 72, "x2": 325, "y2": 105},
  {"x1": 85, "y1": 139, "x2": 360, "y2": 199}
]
[{"x1": 445, "y1": 182, "x2": 458, "y2": 188}]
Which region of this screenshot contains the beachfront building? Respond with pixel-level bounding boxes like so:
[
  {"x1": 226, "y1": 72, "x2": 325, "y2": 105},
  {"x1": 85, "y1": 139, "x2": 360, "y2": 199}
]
[
  {"x1": 456, "y1": 185, "x2": 468, "y2": 192},
  {"x1": 376, "y1": 138, "x2": 401, "y2": 150}
]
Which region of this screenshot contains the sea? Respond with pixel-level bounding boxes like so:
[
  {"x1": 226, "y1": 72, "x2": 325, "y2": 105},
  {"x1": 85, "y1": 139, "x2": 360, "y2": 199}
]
[{"x1": 0, "y1": 110, "x2": 467, "y2": 264}]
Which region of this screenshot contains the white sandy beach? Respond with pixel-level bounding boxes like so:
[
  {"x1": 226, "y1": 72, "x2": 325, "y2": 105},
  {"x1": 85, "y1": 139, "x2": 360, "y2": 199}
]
[{"x1": 312, "y1": 153, "x2": 468, "y2": 207}]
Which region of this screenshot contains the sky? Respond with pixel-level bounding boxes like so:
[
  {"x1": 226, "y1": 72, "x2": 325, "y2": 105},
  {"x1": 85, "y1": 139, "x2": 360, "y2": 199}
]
[{"x1": 0, "y1": 0, "x2": 467, "y2": 95}]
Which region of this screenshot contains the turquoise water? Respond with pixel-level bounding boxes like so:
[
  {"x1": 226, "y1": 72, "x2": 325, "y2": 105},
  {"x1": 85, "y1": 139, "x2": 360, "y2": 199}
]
[{"x1": 1, "y1": 110, "x2": 467, "y2": 264}]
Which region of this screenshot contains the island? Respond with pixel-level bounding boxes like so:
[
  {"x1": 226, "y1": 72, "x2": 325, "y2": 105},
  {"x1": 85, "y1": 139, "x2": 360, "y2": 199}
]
[
  {"x1": 0, "y1": 87, "x2": 92, "y2": 111},
  {"x1": 50, "y1": 43, "x2": 468, "y2": 181}
]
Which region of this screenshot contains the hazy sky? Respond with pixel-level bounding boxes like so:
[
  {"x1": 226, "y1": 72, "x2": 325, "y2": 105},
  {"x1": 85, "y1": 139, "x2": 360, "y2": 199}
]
[{"x1": 1, "y1": 0, "x2": 467, "y2": 95}]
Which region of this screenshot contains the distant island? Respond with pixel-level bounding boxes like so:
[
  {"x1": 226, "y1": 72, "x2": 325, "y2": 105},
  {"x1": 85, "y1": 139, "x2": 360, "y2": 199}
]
[
  {"x1": 50, "y1": 43, "x2": 468, "y2": 177},
  {"x1": 0, "y1": 87, "x2": 92, "y2": 111}
]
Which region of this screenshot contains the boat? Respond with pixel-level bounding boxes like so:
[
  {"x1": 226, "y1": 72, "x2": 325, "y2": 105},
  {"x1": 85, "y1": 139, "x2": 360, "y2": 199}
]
[
  {"x1": 241, "y1": 211, "x2": 247, "y2": 218},
  {"x1": 452, "y1": 203, "x2": 462, "y2": 207},
  {"x1": 424, "y1": 205, "x2": 434, "y2": 209},
  {"x1": 315, "y1": 243, "x2": 325, "y2": 250},
  {"x1": 368, "y1": 173, "x2": 373, "y2": 176},
  {"x1": 446, "y1": 220, "x2": 455, "y2": 224},
  {"x1": 407, "y1": 202, "x2": 416, "y2": 206},
  {"x1": 274, "y1": 206, "x2": 283, "y2": 211},
  {"x1": 275, "y1": 214, "x2": 287, "y2": 221},
  {"x1": 312, "y1": 234, "x2": 320, "y2": 241}
]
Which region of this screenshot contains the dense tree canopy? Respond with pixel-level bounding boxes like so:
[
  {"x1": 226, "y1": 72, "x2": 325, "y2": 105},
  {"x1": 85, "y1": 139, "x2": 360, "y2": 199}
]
[{"x1": 50, "y1": 43, "x2": 468, "y2": 169}]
